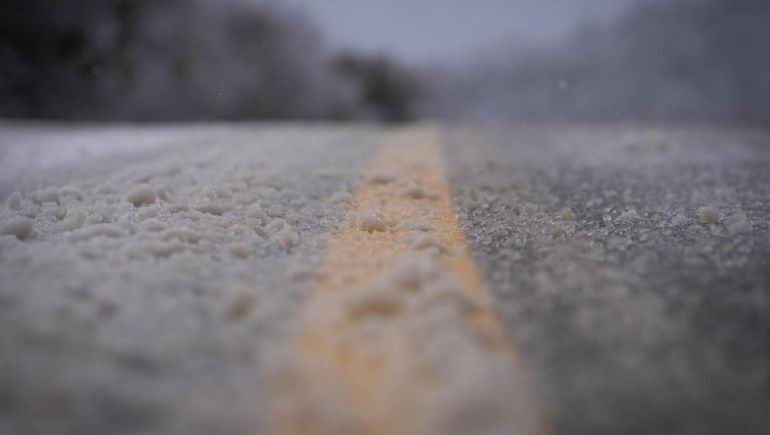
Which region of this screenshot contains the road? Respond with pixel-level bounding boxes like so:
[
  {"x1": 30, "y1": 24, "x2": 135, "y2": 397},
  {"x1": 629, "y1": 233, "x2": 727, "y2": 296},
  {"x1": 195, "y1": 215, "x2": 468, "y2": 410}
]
[{"x1": 1, "y1": 121, "x2": 769, "y2": 435}]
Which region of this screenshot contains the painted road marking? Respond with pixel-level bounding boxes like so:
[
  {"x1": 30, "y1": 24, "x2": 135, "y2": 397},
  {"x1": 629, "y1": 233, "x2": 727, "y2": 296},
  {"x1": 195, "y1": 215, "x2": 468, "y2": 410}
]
[{"x1": 267, "y1": 125, "x2": 544, "y2": 435}]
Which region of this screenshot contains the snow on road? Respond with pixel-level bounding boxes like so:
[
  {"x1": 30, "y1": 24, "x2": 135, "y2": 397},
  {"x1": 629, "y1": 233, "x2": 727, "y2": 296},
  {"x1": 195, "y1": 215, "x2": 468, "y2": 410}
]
[
  {"x1": 264, "y1": 127, "x2": 543, "y2": 435},
  {"x1": 446, "y1": 124, "x2": 770, "y2": 435},
  {"x1": 0, "y1": 123, "x2": 383, "y2": 434},
  {"x1": 1, "y1": 122, "x2": 769, "y2": 435}
]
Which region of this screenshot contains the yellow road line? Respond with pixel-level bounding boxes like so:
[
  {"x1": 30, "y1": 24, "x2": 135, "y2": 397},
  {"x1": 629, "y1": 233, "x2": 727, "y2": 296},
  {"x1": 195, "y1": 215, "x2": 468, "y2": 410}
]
[{"x1": 267, "y1": 125, "x2": 544, "y2": 435}]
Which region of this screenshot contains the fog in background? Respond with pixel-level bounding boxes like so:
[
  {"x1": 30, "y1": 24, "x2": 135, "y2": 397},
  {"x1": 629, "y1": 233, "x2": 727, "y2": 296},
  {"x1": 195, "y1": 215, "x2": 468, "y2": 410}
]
[
  {"x1": 425, "y1": 0, "x2": 770, "y2": 125},
  {"x1": 280, "y1": 0, "x2": 635, "y2": 63},
  {"x1": 1, "y1": 0, "x2": 769, "y2": 124}
]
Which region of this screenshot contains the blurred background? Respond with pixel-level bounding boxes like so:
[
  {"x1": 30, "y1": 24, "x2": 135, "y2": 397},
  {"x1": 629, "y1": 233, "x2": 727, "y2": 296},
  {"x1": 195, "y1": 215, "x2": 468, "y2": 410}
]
[{"x1": 1, "y1": 0, "x2": 769, "y2": 124}]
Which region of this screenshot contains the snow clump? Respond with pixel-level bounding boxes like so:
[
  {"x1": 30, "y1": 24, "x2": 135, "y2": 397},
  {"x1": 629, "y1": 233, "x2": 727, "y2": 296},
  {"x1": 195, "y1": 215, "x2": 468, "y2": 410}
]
[
  {"x1": 359, "y1": 212, "x2": 387, "y2": 233},
  {"x1": 698, "y1": 207, "x2": 721, "y2": 225},
  {"x1": 1, "y1": 217, "x2": 34, "y2": 240},
  {"x1": 5, "y1": 192, "x2": 22, "y2": 210},
  {"x1": 368, "y1": 172, "x2": 396, "y2": 184},
  {"x1": 52, "y1": 210, "x2": 87, "y2": 233},
  {"x1": 725, "y1": 210, "x2": 750, "y2": 235},
  {"x1": 402, "y1": 182, "x2": 439, "y2": 200},
  {"x1": 126, "y1": 184, "x2": 157, "y2": 207}
]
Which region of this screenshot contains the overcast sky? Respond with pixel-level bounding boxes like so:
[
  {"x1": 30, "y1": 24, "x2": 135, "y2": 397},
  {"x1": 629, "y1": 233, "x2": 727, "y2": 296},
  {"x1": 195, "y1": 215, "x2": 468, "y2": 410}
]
[{"x1": 279, "y1": 0, "x2": 638, "y2": 62}]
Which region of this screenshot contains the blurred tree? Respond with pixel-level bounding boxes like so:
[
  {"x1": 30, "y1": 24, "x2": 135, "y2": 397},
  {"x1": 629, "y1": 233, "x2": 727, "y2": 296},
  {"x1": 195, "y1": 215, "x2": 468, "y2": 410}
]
[
  {"x1": 0, "y1": 0, "x2": 360, "y2": 121},
  {"x1": 335, "y1": 53, "x2": 419, "y2": 122}
]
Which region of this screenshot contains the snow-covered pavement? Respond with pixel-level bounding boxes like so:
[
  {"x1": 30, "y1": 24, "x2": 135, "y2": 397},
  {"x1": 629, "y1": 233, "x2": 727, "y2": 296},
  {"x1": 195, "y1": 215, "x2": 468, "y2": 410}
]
[
  {"x1": 446, "y1": 124, "x2": 770, "y2": 435},
  {"x1": 0, "y1": 123, "x2": 384, "y2": 434},
  {"x1": 1, "y1": 122, "x2": 769, "y2": 435}
]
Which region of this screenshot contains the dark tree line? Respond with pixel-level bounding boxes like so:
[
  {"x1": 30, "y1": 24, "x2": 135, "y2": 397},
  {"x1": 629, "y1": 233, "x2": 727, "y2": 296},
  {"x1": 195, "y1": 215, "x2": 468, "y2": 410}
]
[
  {"x1": 0, "y1": 0, "x2": 418, "y2": 122},
  {"x1": 335, "y1": 53, "x2": 419, "y2": 122}
]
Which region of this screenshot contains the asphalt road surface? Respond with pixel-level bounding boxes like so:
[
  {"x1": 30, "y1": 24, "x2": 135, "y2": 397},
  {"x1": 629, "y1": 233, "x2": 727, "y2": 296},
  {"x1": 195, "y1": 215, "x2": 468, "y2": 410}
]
[{"x1": 1, "y1": 121, "x2": 768, "y2": 435}]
